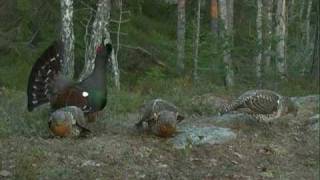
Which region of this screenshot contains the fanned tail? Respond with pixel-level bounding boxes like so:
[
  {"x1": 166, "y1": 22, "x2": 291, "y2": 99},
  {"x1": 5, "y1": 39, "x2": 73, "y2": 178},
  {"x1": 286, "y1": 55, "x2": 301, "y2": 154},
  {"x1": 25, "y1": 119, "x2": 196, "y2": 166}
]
[{"x1": 27, "y1": 41, "x2": 62, "y2": 111}]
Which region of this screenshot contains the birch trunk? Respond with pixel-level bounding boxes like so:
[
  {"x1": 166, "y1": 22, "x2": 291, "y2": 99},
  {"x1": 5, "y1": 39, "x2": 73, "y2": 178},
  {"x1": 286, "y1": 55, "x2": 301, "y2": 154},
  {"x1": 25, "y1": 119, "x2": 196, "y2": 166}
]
[
  {"x1": 219, "y1": 0, "x2": 234, "y2": 87},
  {"x1": 60, "y1": 0, "x2": 74, "y2": 79},
  {"x1": 79, "y1": 0, "x2": 120, "y2": 90},
  {"x1": 177, "y1": 0, "x2": 186, "y2": 74},
  {"x1": 264, "y1": 0, "x2": 273, "y2": 68},
  {"x1": 210, "y1": 0, "x2": 219, "y2": 33},
  {"x1": 193, "y1": 0, "x2": 201, "y2": 80},
  {"x1": 275, "y1": 0, "x2": 287, "y2": 80},
  {"x1": 113, "y1": 0, "x2": 123, "y2": 90},
  {"x1": 256, "y1": 0, "x2": 263, "y2": 87}
]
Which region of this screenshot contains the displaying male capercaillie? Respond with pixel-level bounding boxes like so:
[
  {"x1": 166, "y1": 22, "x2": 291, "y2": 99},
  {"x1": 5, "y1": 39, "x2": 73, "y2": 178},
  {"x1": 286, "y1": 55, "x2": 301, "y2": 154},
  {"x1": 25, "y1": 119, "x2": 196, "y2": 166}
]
[
  {"x1": 27, "y1": 40, "x2": 112, "y2": 134},
  {"x1": 135, "y1": 99, "x2": 185, "y2": 137},
  {"x1": 49, "y1": 106, "x2": 90, "y2": 137},
  {"x1": 219, "y1": 89, "x2": 298, "y2": 122}
]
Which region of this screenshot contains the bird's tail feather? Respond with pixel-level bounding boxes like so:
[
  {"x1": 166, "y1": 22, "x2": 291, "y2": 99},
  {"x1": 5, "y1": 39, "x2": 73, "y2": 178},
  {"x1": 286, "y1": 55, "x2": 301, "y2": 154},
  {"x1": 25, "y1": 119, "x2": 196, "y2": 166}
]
[{"x1": 27, "y1": 41, "x2": 62, "y2": 111}]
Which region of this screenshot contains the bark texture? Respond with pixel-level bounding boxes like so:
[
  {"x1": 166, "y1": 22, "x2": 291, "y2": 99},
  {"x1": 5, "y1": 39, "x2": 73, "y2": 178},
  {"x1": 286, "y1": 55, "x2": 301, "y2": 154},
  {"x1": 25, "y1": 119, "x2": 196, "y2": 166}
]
[
  {"x1": 193, "y1": 0, "x2": 201, "y2": 80},
  {"x1": 60, "y1": 0, "x2": 75, "y2": 79},
  {"x1": 264, "y1": 0, "x2": 273, "y2": 68},
  {"x1": 219, "y1": 0, "x2": 234, "y2": 87},
  {"x1": 210, "y1": 0, "x2": 219, "y2": 33},
  {"x1": 80, "y1": 0, "x2": 110, "y2": 81},
  {"x1": 256, "y1": 0, "x2": 263, "y2": 87},
  {"x1": 176, "y1": 0, "x2": 186, "y2": 74},
  {"x1": 275, "y1": 0, "x2": 287, "y2": 80}
]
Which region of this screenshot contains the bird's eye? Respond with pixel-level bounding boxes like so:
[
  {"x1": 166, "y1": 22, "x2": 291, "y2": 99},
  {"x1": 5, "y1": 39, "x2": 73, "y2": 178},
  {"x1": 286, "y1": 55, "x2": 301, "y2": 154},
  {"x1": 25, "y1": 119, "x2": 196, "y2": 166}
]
[{"x1": 82, "y1": 91, "x2": 89, "y2": 97}]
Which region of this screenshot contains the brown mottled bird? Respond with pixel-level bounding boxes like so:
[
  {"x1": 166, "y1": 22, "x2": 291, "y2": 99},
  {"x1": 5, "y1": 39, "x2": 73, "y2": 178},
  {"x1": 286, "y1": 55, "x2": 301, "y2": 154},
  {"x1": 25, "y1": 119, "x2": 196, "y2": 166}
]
[
  {"x1": 219, "y1": 89, "x2": 298, "y2": 122},
  {"x1": 49, "y1": 106, "x2": 90, "y2": 137},
  {"x1": 27, "y1": 40, "x2": 112, "y2": 124},
  {"x1": 135, "y1": 99, "x2": 184, "y2": 137}
]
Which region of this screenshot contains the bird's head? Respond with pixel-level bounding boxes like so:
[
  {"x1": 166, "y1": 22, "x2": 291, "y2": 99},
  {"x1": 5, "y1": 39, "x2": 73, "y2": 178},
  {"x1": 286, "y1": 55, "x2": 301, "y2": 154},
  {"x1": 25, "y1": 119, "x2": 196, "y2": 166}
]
[{"x1": 96, "y1": 38, "x2": 112, "y2": 58}]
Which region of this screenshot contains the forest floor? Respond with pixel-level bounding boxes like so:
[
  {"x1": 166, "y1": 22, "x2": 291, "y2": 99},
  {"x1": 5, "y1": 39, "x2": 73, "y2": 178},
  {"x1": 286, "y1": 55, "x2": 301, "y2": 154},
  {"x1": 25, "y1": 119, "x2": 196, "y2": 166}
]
[{"x1": 0, "y1": 88, "x2": 319, "y2": 180}]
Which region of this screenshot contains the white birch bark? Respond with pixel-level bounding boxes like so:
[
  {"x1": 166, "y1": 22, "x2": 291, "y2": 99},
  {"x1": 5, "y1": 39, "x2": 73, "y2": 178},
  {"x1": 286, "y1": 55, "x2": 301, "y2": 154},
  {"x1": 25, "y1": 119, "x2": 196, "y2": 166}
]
[
  {"x1": 275, "y1": 0, "x2": 287, "y2": 80},
  {"x1": 264, "y1": 0, "x2": 273, "y2": 67},
  {"x1": 80, "y1": 0, "x2": 110, "y2": 81},
  {"x1": 177, "y1": 0, "x2": 186, "y2": 74},
  {"x1": 219, "y1": 0, "x2": 234, "y2": 87},
  {"x1": 80, "y1": 0, "x2": 120, "y2": 90},
  {"x1": 256, "y1": 0, "x2": 263, "y2": 87},
  {"x1": 113, "y1": 0, "x2": 123, "y2": 90},
  {"x1": 193, "y1": 0, "x2": 201, "y2": 80},
  {"x1": 60, "y1": 0, "x2": 74, "y2": 79}
]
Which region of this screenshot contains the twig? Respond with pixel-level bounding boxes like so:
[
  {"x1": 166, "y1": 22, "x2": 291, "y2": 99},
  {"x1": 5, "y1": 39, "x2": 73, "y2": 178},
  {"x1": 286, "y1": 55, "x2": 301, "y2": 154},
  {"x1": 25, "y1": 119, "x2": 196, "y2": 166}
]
[
  {"x1": 79, "y1": 0, "x2": 96, "y2": 12},
  {"x1": 110, "y1": 31, "x2": 128, "y2": 35},
  {"x1": 120, "y1": 44, "x2": 166, "y2": 67},
  {"x1": 110, "y1": 19, "x2": 130, "y2": 24}
]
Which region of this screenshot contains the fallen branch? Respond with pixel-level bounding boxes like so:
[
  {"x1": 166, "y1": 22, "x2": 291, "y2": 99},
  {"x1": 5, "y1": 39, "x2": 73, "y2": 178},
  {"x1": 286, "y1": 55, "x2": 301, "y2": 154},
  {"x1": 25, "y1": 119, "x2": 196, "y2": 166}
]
[{"x1": 120, "y1": 44, "x2": 167, "y2": 67}]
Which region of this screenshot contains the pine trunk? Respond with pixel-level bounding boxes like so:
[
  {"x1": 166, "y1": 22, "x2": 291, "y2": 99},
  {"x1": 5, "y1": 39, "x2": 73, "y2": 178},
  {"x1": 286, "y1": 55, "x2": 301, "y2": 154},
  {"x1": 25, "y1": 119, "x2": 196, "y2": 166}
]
[
  {"x1": 305, "y1": 0, "x2": 313, "y2": 49},
  {"x1": 80, "y1": 0, "x2": 110, "y2": 80},
  {"x1": 193, "y1": 0, "x2": 201, "y2": 80},
  {"x1": 310, "y1": 17, "x2": 319, "y2": 83},
  {"x1": 275, "y1": 0, "x2": 287, "y2": 80},
  {"x1": 256, "y1": 0, "x2": 263, "y2": 87},
  {"x1": 60, "y1": 0, "x2": 75, "y2": 79},
  {"x1": 219, "y1": 0, "x2": 234, "y2": 87},
  {"x1": 264, "y1": 0, "x2": 273, "y2": 68},
  {"x1": 299, "y1": 0, "x2": 305, "y2": 20},
  {"x1": 210, "y1": 0, "x2": 219, "y2": 33},
  {"x1": 301, "y1": 0, "x2": 314, "y2": 75},
  {"x1": 177, "y1": 0, "x2": 186, "y2": 75}
]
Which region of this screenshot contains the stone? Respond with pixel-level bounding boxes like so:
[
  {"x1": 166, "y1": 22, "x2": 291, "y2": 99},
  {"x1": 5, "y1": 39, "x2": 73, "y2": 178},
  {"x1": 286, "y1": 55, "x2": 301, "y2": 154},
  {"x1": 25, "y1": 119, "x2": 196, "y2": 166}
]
[
  {"x1": 308, "y1": 114, "x2": 319, "y2": 131},
  {"x1": 170, "y1": 125, "x2": 236, "y2": 149},
  {"x1": 0, "y1": 170, "x2": 11, "y2": 177}
]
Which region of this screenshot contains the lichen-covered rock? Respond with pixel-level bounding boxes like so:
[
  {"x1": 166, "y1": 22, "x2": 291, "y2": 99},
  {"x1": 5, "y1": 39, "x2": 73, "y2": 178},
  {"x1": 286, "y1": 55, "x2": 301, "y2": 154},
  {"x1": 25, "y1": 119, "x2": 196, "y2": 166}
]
[
  {"x1": 135, "y1": 99, "x2": 184, "y2": 137},
  {"x1": 170, "y1": 125, "x2": 236, "y2": 149},
  {"x1": 291, "y1": 95, "x2": 319, "y2": 113},
  {"x1": 49, "y1": 106, "x2": 90, "y2": 137}
]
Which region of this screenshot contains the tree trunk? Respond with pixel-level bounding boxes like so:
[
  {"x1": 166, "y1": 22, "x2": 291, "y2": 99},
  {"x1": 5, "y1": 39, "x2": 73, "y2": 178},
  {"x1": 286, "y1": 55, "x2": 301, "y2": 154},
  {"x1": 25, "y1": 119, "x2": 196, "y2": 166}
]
[
  {"x1": 275, "y1": 0, "x2": 287, "y2": 80},
  {"x1": 193, "y1": 0, "x2": 201, "y2": 80},
  {"x1": 301, "y1": 0, "x2": 314, "y2": 75},
  {"x1": 305, "y1": 0, "x2": 313, "y2": 48},
  {"x1": 256, "y1": 0, "x2": 263, "y2": 87},
  {"x1": 219, "y1": 0, "x2": 234, "y2": 87},
  {"x1": 299, "y1": 0, "x2": 305, "y2": 20},
  {"x1": 210, "y1": 0, "x2": 219, "y2": 33},
  {"x1": 80, "y1": 0, "x2": 111, "y2": 81},
  {"x1": 176, "y1": 0, "x2": 186, "y2": 75},
  {"x1": 60, "y1": 0, "x2": 75, "y2": 79},
  {"x1": 264, "y1": 0, "x2": 273, "y2": 68},
  {"x1": 310, "y1": 15, "x2": 319, "y2": 83},
  {"x1": 113, "y1": 0, "x2": 123, "y2": 90}
]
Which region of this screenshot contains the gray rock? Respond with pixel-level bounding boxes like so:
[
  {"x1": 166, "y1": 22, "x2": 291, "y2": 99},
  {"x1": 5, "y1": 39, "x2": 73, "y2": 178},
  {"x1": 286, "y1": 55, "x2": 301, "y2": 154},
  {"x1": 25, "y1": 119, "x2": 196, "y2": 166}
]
[
  {"x1": 0, "y1": 170, "x2": 11, "y2": 177},
  {"x1": 170, "y1": 125, "x2": 236, "y2": 149},
  {"x1": 291, "y1": 95, "x2": 319, "y2": 110},
  {"x1": 308, "y1": 114, "x2": 319, "y2": 131}
]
